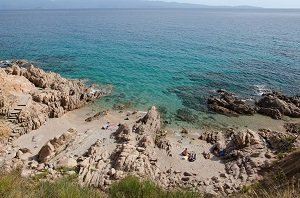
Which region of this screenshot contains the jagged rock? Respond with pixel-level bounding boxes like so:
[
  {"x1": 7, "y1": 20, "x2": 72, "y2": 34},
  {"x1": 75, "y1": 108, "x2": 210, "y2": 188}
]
[
  {"x1": 207, "y1": 90, "x2": 255, "y2": 116},
  {"x1": 1, "y1": 60, "x2": 107, "y2": 135},
  {"x1": 258, "y1": 129, "x2": 296, "y2": 152},
  {"x1": 284, "y1": 122, "x2": 300, "y2": 134},
  {"x1": 134, "y1": 106, "x2": 161, "y2": 136},
  {"x1": 199, "y1": 131, "x2": 222, "y2": 144},
  {"x1": 37, "y1": 128, "x2": 77, "y2": 162},
  {"x1": 256, "y1": 91, "x2": 300, "y2": 119},
  {"x1": 233, "y1": 129, "x2": 263, "y2": 148},
  {"x1": 79, "y1": 107, "x2": 164, "y2": 190},
  {"x1": 113, "y1": 124, "x2": 132, "y2": 143},
  {"x1": 257, "y1": 107, "x2": 282, "y2": 120}
]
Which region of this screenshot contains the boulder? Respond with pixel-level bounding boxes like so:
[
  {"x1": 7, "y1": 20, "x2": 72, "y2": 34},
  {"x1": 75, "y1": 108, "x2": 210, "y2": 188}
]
[
  {"x1": 56, "y1": 157, "x2": 78, "y2": 168},
  {"x1": 256, "y1": 91, "x2": 300, "y2": 119},
  {"x1": 38, "y1": 128, "x2": 77, "y2": 162},
  {"x1": 207, "y1": 90, "x2": 255, "y2": 116}
]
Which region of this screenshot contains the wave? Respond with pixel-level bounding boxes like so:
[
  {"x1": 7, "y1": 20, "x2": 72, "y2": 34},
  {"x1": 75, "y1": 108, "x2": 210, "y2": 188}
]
[{"x1": 253, "y1": 85, "x2": 272, "y2": 96}]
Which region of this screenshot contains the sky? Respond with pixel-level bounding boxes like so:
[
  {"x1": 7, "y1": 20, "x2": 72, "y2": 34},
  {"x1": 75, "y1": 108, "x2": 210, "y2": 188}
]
[
  {"x1": 159, "y1": 0, "x2": 300, "y2": 8},
  {"x1": 0, "y1": 0, "x2": 299, "y2": 9}
]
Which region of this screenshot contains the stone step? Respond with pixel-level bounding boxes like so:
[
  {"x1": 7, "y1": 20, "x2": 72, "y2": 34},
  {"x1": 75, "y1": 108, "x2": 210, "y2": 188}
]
[
  {"x1": 10, "y1": 110, "x2": 21, "y2": 114},
  {"x1": 13, "y1": 107, "x2": 24, "y2": 110}
]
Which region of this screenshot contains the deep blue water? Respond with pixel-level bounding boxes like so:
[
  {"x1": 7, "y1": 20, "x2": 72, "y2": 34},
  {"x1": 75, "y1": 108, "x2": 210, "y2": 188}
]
[{"x1": 0, "y1": 9, "x2": 300, "y2": 124}]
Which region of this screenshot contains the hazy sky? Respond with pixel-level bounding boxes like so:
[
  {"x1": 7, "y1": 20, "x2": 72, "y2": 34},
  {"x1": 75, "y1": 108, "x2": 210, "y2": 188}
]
[
  {"x1": 159, "y1": 0, "x2": 300, "y2": 8},
  {"x1": 0, "y1": 0, "x2": 299, "y2": 9}
]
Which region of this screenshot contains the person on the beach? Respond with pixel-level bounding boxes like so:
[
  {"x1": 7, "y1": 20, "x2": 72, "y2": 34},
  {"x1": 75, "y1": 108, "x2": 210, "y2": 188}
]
[
  {"x1": 202, "y1": 151, "x2": 211, "y2": 159},
  {"x1": 188, "y1": 151, "x2": 196, "y2": 162},
  {"x1": 102, "y1": 122, "x2": 110, "y2": 130},
  {"x1": 181, "y1": 148, "x2": 188, "y2": 156}
]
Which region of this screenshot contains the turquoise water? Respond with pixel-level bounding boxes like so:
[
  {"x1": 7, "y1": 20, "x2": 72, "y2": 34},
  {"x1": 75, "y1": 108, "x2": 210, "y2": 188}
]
[{"x1": 0, "y1": 9, "x2": 300, "y2": 125}]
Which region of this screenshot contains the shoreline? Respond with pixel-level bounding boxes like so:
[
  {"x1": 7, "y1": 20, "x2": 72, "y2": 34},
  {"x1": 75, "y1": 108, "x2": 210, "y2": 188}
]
[{"x1": 1, "y1": 60, "x2": 300, "y2": 196}]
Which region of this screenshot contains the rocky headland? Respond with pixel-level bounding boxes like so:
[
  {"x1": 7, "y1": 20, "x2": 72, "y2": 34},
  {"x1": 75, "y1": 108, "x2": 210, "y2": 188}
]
[
  {"x1": 207, "y1": 89, "x2": 300, "y2": 120},
  {"x1": 0, "y1": 60, "x2": 107, "y2": 142}
]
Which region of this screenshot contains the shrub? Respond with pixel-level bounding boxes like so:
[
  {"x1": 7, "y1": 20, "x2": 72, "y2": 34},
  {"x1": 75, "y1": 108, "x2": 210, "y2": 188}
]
[{"x1": 109, "y1": 176, "x2": 200, "y2": 198}]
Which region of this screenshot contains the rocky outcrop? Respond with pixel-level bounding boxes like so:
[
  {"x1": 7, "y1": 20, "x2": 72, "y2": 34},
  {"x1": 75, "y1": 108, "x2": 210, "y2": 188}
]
[
  {"x1": 284, "y1": 122, "x2": 300, "y2": 134},
  {"x1": 207, "y1": 90, "x2": 255, "y2": 116},
  {"x1": 258, "y1": 129, "x2": 297, "y2": 152},
  {"x1": 18, "y1": 101, "x2": 49, "y2": 131},
  {"x1": 199, "y1": 131, "x2": 223, "y2": 144},
  {"x1": 78, "y1": 106, "x2": 164, "y2": 190},
  {"x1": 38, "y1": 128, "x2": 77, "y2": 163},
  {"x1": 256, "y1": 91, "x2": 300, "y2": 119},
  {"x1": 221, "y1": 128, "x2": 298, "y2": 186},
  {"x1": 113, "y1": 124, "x2": 132, "y2": 143},
  {"x1": 0, "y1": 60, "x2": 107, "y2": 137},
  {"x1": 223, "y1": 129, "x2": 270, "y2": 184}
]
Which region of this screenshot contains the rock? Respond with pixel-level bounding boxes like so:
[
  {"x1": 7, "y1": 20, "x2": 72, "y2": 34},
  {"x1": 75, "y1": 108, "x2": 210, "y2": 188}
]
[
  {"x1": 204, "y1": 180, "x2": 210, "y2": 186},
  {"x1": 224, "y1": 182, "x2": 232, "y2": 189},
  {"x1": 258, "y1": 129, "x2": 296, "y2": 152},
  {"x1": 199, "y1": 131, "x2": 222, "y2": 144},
  {"x1": 21, "y1": 169, "x2": 32, "y2": 178},
  {"x1": 19, "y1": 148, "x2": 31, "y2": 154},
  {"x1": 225, "y1": 188, "x2": 233, "y2": 194},
  {"x1": 220, "y1": 173, "x2": 228, "y2": 178},
  {"x1": 66, "y1": 171, "x2": 76, "y2": 175},
  {"x1": 183, "y1": 172, "x2": 193, "y2": 177},
  {"x1": 265, "y1": 152, "x2": 272, "y2": 159},
  {"x1": 29, "y1": 160, "x2": 39, "y2": 169},
  {"x1": 136, "y1": 147, "x2": 146, "y2": 152},
  {"x1": 15, "y1": 150, "x2": 23, "y2": 159},
  {"x1": 1, "y1": 61, "x2": 106, "y2": 134},
  {"x1": 37, "y1": 163, "x2": 45, "y2": 171},
  {"x1": 284, "y1": 122, "x2": 300, "y2": 134},
  {"x1": 114, "y1": 124, "x2": 132, "y2": 143},
  {"x1": 38, "y1": 128, "x2": 77, "y2": 162},
  {"x1": 207, "y1": 90, "x2": 255, "y2": 116},
  {"x1": 211, "y1": 176, "x2": 220, "y2": 183},
  {"x1": 56, "y1": 157, "x2": 77, "y2": 168},
  {"x1": 109, "y1": 168, "x2": 116, "y2": 176},
  {"x1": 256, "y1": 91, "x2": 300, "y2": 119},
  {"x1": 175, "y1": 108, "x2": 198, "y2": 123},
  {"x1": 85, "y1": 111, "x2": 108, "y2": 122},
  {"x1": 233, "y1": 129, "x2": 263, "y2": 148},
  {"x1": 181, "y1": 177, "x2": 190, "y2": 182},
  {"x1": 257, "y1": 107, "x2": 282, "y2": 120}
]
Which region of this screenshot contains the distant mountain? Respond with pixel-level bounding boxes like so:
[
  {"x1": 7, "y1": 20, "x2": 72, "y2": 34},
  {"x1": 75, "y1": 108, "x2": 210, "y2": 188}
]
[{"x1": 0, "y1": 0, "x2": 262, "y2": 10}]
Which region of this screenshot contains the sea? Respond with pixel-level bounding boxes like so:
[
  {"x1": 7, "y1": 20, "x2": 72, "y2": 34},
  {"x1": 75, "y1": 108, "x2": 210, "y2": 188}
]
[{"x1": 0, "y1": 9, "x2": 299, "y2": 128}]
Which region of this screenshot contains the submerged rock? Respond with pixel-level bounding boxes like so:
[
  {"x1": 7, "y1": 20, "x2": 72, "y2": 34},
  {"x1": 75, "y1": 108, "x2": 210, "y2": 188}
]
[{"x1": 175, "y1": 108, "x2": 198, "y2": 123}]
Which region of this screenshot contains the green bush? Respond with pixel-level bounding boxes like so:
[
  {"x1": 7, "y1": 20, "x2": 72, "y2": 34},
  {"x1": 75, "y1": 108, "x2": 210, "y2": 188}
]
[
  {"x1": 0, "y1": 170, "x2": 102, "y2": 198},
  {"x1": 0, "y1": 169, "x2": 36, "y2": 198},
  {"x1": 109, "y1": 175, "x2": 200, "y2": 198},
  {"x1": 37, "y1": 177, "x2": 101, "y2": 198}
]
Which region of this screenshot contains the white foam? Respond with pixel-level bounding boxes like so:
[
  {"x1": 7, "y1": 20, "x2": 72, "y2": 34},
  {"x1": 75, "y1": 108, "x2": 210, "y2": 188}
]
[{"x1": 253, "y1": 85, "x2": 271, "y2": 96}]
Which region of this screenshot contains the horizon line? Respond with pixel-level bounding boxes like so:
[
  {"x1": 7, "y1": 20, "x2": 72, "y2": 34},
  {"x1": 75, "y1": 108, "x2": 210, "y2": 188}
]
[{"x1": 1, "y1": 7, "x2": 300, "y2": 11}]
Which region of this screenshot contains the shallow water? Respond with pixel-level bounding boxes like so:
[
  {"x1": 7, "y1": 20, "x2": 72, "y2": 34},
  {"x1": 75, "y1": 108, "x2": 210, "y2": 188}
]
[{"x1": 0, "y1": 9, "x2": 299, "y2": 127}]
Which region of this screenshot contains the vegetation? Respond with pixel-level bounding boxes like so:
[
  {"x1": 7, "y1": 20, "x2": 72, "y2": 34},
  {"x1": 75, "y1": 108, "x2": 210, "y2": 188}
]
[
  {"x1": 109, "y1": 176, "x2": 200, "y2": 198},
  {"x1": 0, "y1": 169, "x2": 102, "y2": 198},
  {"x1": 0, "y1": 171, "x2": 199, "y2": 198}
]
